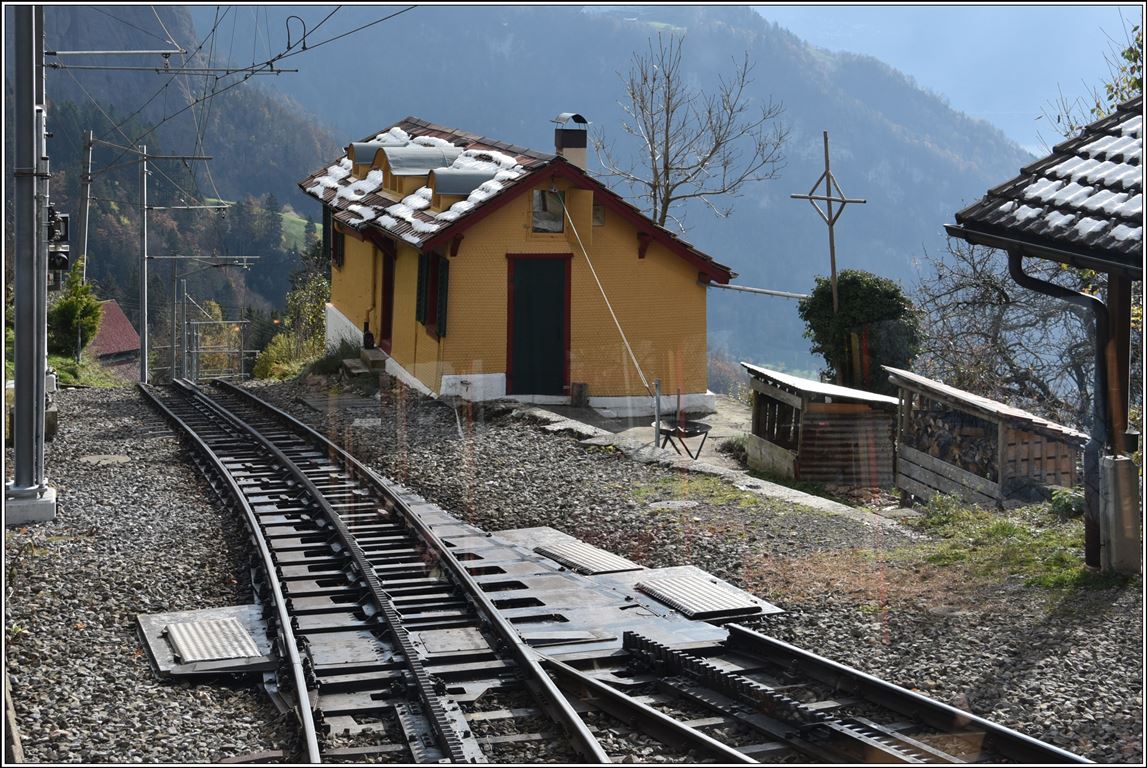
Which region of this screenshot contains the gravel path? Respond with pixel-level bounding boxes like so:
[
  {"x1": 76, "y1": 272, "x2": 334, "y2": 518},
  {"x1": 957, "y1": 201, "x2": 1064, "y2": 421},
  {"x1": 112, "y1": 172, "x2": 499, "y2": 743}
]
[{"x1": 4, "y1": 381, "x2": 1142, "y2": 763}]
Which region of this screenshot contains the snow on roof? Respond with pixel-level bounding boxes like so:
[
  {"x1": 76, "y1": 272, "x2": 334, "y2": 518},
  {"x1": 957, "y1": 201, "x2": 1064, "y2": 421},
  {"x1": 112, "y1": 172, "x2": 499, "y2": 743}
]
[
  {"x1": 740, "y1": 362, "x2": 899, "y2": 406},
  {"x1": 297, "y1": 116, "x2": 735, "y2": 282},
  {"x1": 952, "y1": 96, "x2": 1142, "y2": 277}
]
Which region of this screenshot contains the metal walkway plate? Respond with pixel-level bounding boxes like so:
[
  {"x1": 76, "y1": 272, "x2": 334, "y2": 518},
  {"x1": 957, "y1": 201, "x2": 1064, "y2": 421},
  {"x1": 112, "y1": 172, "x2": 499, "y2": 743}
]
[
  {"x1": 137, "y1": 604, "x2": 273, "y2": 678},
  {"x1": 535, "y1": 540, "x2": 643, "y2": 575},
  {"x1": 636, "y1": 574, "x2": 764, "y2": 620},
  {"x1": 164, "y1": 617, "x2": 262, "y2": 662}
]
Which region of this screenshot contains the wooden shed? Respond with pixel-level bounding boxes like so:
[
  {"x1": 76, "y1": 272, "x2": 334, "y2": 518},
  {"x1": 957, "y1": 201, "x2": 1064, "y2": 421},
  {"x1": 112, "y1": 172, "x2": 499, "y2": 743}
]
[
  {"x1": 741, "y1": 363, "x2": 899, "y2": 487},
  {"x1": 884, "y1": 366, "x2": 1087, "y2": 506}
]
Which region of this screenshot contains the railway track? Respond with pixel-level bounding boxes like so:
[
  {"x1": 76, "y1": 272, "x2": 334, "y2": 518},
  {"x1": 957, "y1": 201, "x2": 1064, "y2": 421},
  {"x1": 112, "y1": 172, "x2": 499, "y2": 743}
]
[{"x1": 140, "y1": 379, "x2": 1089, "y2": 764}]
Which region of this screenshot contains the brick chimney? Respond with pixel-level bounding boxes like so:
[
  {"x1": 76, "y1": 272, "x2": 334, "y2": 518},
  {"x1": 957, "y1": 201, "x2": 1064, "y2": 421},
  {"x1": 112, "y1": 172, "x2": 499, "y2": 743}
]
[{"x1": 553, "y1": 112, "x2": 588, "y2": 169}]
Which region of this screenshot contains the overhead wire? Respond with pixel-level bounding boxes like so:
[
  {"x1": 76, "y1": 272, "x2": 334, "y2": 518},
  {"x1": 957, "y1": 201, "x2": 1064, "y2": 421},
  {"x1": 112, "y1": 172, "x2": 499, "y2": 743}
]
[{"x1": 558, "y1": 195, "x2": 655, "y2": 399}]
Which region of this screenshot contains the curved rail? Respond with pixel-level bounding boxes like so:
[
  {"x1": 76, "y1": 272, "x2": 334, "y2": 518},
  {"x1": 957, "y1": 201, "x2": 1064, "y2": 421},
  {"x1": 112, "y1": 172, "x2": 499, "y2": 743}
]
[
  {"x1": 210, "y1": 379, "x2": 610, "y2": 762},
  {"x1": 138, "y1": 382, "x2": 322, "y2": 763}
]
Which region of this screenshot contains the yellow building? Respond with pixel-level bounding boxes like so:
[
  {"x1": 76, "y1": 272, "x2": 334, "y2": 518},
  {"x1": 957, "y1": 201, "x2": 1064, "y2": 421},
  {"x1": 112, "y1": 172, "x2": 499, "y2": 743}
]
[{"x1": 299, "y1": 115, "x2": 735, "y2": 416}]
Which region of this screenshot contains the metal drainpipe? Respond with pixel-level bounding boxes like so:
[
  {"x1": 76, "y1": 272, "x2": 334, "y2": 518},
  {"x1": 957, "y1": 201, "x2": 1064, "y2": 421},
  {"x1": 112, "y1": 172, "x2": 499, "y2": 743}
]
[{"x1": 1006, "y1": 248, "x2": 1108, "y2": 567}]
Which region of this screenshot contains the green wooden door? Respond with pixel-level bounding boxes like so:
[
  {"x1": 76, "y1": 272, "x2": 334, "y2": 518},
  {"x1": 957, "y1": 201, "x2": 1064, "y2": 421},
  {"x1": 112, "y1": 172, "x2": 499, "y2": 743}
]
[{"x1": 508, "y1": 257, "x2": 568, "y2": 395}]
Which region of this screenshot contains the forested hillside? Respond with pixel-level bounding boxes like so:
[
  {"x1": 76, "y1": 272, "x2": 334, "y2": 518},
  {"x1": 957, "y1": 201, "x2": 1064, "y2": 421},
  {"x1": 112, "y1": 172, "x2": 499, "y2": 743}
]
[
  {"x1": 189, "y1": 4, "x2": 1035, "y2": 372},
  {"x1": 10, "y1": 4, "x2": 1036, "y2": 374}
]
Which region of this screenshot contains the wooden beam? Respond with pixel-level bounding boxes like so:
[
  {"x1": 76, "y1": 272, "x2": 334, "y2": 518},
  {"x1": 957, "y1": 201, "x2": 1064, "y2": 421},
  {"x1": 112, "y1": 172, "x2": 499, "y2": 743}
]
[
  {"x1": 899, "y1": 445, "x2": 1000, "y2": 499},
  {"x1": 749, "y1": 378, "x2": 803, "y2": 410},
  {"x1": 1106, "y1": 275, "x2": 1132, "y2": 454}
]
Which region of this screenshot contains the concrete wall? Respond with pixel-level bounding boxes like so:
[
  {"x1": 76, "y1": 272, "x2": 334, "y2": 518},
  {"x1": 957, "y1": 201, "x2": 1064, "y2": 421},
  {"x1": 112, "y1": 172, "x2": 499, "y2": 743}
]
[{"x1": 745, "y1": 433, "x2": 796, "y2": 478}]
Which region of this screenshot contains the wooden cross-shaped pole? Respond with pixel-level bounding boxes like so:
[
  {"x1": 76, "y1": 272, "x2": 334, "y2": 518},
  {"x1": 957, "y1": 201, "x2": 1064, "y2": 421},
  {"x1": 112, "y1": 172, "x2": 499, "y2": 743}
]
[{"x1": 790, "y1": 131, "x2": 867, "y2": 316}]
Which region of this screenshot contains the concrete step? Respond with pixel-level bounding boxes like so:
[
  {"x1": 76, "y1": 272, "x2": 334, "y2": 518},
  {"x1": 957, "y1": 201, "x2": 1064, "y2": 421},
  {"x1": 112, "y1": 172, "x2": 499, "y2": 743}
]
[
  {"x1": 341, "y1": 358, "x2": 370, "y2": 378},
  {"x1": 360, "y1": 347, "x2": 388, "y2": 372}
]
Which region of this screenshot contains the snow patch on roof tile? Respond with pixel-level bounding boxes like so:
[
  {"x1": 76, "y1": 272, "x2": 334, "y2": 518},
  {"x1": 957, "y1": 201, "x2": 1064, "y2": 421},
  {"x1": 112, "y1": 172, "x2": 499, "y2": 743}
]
[
  {"x1": 1023, "y1": 178, "x2": 1062, "y2": 201},
  {"x1": 411, "y1": 135, "x2": 457, "y2": 148},
  {"x1": 334, "y1": 169, "x2": 384, "y2": 204},
  {"x1": 1119, "y1": 192, "x2": 1143, "y2": 217},
  {"x1": 347, "y1": 204, "x2": 379, "y2": 225},
  {"x1": 374, "y1": 127, "x2": 411, "y2": 145},
  {"x1": 402, "y1": 187, "x2": 433, "y2": 210},
  {"x1": 1051, "y1": 181, "x2": 1094, "y2": 206},
  {"x1": 1120, "y1": 115, "x2": 1142, "y2": 137},
  {"x1": 1111, "y1": 223, "x2": 1142, "y2": 242},
  {"x1": 1073, "y1": 217, "x2": 1106, "y2": 237},
  {"x1": 1013, "y1": 204, "x2": 1042, "y2": 222},
  {"x1": 1079, "y1": 189, "x2": 1126, "y2": 214},
  {"x1": 1045, "y1": 211, "x2": 1076, "y2": 229}
]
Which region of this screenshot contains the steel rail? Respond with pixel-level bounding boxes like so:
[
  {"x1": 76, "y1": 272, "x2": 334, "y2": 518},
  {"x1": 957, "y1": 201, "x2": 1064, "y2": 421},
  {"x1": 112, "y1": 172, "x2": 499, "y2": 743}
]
[
  {"x1": 138, "y1": 383, "x2": 322, "y2": 763},
  {"x1": 725, "y1": 624, "x2": 1092, "y2": 764},
  {"x1": 171, "y1": 380, "x2": 473, "y2": 764},
  {"x1": 535, "y1": 652, "x2": 756, "y2": 763},
  {"x1": 211, "y1": 379, "x2": 612, "y2": 763}
]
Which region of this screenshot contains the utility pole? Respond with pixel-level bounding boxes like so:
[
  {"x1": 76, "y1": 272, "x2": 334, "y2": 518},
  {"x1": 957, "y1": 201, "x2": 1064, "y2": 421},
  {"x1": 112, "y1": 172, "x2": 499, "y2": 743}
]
[
  {"x1": 75, "y1": 129, "x2": 93, "y2": 361},
  {"x1": 128, "y1": 148, "x2": 214, "y2": 383},
  {"x1": 791, "y1": 130, "x2": 867, "y2": 383},
  {"x1": 7, "y1": 4, "x2": 56, "y2": 523},
  {"x1": 139, "y1": 144, "x2": 149, "y2": 382}
]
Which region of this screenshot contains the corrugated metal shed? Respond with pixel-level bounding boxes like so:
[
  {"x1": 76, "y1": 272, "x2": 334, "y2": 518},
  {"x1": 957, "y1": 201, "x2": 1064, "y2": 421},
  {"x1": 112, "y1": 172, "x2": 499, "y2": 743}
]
[
  {"x1": 741, "y1": 363, "x2": 898, "y2": 406},
  {"x1": 740, "y1": 362, "x2": 896, "y2": 488}
]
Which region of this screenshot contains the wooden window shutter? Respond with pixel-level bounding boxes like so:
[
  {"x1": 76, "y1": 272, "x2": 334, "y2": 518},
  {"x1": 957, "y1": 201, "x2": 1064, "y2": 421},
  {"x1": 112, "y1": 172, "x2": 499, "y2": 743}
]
[
  {"x1": 322, "y1": 207, "x2": 332, "y2": 263},
  {"x1": 415, "y1": 252, "x2": 429, "y2": 323},
  {"x1": 436, "y1": 257, "x2": 449, "y2": 337}
]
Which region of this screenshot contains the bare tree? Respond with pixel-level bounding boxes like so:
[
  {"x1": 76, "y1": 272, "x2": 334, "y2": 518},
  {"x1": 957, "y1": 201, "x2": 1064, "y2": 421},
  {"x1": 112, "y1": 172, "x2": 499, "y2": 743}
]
[
  {"x1": 592, "y1": 32, "x2": 787, "y2": 231},
  {"x1": 912, "y1": 238, "x2": 1142, "y2": 431}
]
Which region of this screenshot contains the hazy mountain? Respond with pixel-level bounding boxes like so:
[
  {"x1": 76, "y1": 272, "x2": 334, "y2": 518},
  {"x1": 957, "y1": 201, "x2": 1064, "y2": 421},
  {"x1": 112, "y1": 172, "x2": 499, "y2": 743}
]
[
  {"x1": 17, "y1": 5, "x2": 1034, "y2": 375},
  {"x1": 182, "y1": 4, "x2": 1033, "y2": 372}
]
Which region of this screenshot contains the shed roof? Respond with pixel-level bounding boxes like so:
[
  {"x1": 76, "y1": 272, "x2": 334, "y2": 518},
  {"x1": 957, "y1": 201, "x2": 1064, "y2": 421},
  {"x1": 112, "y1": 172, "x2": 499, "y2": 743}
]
[
  {"x1": 88, "y1": 299, "x2": 140, "y2": 358},
  {"x1": 741, "y1": 363, "x2": 899, "y2": 406},
  {"x1": 946, "y1": 96, "x2": 1142, "y2": 279},
  {"x1": 882, "y1": 366, "x2": 1088, "y2": 445},
  {"x1": 299, "y1": 116, "x2": 735, "y2": 283}
]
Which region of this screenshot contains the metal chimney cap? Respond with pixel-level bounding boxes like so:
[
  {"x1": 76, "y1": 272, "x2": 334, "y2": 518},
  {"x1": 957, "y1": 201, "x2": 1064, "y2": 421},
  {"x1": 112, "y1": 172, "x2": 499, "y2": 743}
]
[{"x1": 553, "y1": 112, "x2": 588, "y2": 126}]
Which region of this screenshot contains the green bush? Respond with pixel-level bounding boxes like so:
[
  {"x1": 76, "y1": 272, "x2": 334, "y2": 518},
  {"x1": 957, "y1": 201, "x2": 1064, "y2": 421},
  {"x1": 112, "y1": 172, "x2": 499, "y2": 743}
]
[
  {"x1": 1050, "y1": 486, "x2": 1086, "y2": 519},
  {"x1": 252, "y1": 332, "x2": 307, "y2": 380},
  {"x1": 797, "y1": 269, "x2": 921, "y2": 394},
  {"x1": 47, "y1": 260, "x2": 102, "y2": 359}
]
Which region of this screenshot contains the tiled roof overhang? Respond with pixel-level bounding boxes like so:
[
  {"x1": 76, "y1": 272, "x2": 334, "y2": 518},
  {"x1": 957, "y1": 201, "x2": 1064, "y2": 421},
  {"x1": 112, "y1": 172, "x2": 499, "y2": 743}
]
[
  {"x1": 298, "y1": 117, "x2": 735, "y2": 284},
  {"x1": 947, "y1": 96, "x2": 1142, "y2": 280}
]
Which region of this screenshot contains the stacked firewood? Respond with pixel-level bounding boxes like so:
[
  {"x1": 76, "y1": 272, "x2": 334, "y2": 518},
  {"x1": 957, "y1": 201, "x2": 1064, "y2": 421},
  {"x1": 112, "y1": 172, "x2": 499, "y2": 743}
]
[{"x1": 907, "y1": 403, "x2": 999, "y2": 481}]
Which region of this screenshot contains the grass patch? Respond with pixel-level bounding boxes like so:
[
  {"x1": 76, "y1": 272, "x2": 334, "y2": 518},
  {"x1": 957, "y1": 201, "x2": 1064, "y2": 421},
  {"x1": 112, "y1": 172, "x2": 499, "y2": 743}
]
[
  {"x1": 48, "y1": 354, "x2": 130, "y2": 387},
  {"x1": 304, "y1": 338, "x2": 363, "y2": 377},
  {"x1": 632, "y1": 474, "x2": 762, "y2": 509},
  {"x1": 906, "y1": 494, "x2": 1127, "y2": 591}
]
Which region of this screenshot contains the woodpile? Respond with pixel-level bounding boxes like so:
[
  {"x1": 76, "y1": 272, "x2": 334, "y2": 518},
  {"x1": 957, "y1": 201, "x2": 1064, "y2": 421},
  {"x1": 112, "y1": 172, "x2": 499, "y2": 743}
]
[{"x1": 907, "y1": 402, "x2": 998, "y2": 481}]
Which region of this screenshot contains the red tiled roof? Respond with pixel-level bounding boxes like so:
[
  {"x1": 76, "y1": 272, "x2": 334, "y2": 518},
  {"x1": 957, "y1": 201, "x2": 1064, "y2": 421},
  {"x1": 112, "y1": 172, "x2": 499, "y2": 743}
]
[
  {"x1": 88, "y1": 300, "x2": 140, "y2": 358},
  {"x1": 298, "y1": 116, "x2": 735, "y2": 283}
]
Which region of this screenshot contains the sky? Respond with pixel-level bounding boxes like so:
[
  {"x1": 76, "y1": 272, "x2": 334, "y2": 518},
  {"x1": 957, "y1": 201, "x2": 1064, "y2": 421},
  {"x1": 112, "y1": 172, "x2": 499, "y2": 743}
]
[{"x1": 752, "y1": 4, "x2": 1143, "y2": 154}]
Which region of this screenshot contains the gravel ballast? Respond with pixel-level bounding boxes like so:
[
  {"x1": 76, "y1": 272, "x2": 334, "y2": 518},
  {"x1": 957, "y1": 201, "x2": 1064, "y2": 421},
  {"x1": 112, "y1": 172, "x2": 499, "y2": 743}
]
[{"x1": 4, "y1": 381, "x2": 1142, "y2": 763}]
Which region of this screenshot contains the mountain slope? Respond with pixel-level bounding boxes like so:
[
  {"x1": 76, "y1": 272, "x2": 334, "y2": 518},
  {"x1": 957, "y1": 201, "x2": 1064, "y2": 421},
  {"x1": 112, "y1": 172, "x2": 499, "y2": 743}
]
[{"x1": 185, "y1": 4, "x2": 1033, "y2": 372}]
